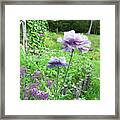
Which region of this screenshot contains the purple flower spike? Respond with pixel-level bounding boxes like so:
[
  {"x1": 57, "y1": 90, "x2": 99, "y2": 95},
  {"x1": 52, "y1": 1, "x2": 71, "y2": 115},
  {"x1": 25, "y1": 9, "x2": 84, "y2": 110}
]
[
  {"x1": 47, "y1": 80, "x2": 53, "y2": 88},
  {"x1": 32, "y1": 70, "x2": 41, "y2": 79},
  {"x1": 24, "y1": 90, "x2": 29, "y2": 98},
  {"x1": 30, "y1": 82, "x2": 40, "y2": 89},
  {"x1": 47, "y1": 57, "x2": 68, "y2": 68},
  {"x1": 57, "y1": 30, "x2": 91, "y2": 53},
  {"x1": 38, "y1": 92, "x2": 49, "y2": 100},
  {"x1": 24, "y1": 97, "x2": 28, "y2": 100},
  {"x1": 30, "y1": 88, "x2": 39, "y2": 97},
  {"x1": 25, "y1": 84, "x2": 49, "y2": 100},
  {"x1": 44, "y1": 93, "x2": 49, "y2": 100},
  {"x1": 38, "y1": 33, "x2": 44, "y2": 36},
  {"x1": 20, "y1": 67, "x2": 27, "y2": 78}
]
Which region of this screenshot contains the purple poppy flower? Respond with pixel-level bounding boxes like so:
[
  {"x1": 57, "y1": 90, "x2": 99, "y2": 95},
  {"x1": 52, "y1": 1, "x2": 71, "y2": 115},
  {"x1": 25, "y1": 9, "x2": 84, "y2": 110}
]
[
  {"x1": 31, "y1": 70, "x2": 41, "y2": 79},
  {"x1": 38, "y1": 33, "x2": 44, "y2": 36},
  {"x1": 20, "y1": 67, "x2": 27, "y2": 78},
  {"x1": 57, "y1": 30, "x2": 91, "y2": 52},
  {"x1": 47, "y1": 57, "x2": 68, "y2": 68}
]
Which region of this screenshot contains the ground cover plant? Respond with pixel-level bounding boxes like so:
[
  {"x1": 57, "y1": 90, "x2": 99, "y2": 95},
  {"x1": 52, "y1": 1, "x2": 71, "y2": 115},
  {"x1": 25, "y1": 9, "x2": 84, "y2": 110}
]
[{"x1": 20, "y1": 20, "x2": 100, "y2": 100}]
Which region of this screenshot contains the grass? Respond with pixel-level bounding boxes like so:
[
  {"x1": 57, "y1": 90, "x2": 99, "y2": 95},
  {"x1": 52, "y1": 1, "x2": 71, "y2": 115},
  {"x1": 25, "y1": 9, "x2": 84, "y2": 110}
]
[{"x1": 20, "y1": 32, "x2": 100, "y2": 100}]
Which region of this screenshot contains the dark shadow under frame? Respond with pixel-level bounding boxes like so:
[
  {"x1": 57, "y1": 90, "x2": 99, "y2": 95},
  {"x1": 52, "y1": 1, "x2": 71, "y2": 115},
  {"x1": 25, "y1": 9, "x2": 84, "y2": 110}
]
[{"x1": 0, "y1": 0, "x2": 119, "y2": 119}]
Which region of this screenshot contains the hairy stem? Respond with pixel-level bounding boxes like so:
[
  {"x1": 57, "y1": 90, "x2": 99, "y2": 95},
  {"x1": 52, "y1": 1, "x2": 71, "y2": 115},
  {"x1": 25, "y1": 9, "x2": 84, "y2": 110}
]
[
  {"x1": 56, "y1": 66, "x2": 60, "y2": 99},
  {"x1": 64, "y1": 49, "x2": 74, "y2": 84}
]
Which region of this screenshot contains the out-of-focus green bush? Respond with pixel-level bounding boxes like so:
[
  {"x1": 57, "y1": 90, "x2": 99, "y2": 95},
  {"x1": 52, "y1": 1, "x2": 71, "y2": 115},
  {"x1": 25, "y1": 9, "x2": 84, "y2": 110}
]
[{"x1": 48, "y1": 20, "x2": 100, "y2": 35}]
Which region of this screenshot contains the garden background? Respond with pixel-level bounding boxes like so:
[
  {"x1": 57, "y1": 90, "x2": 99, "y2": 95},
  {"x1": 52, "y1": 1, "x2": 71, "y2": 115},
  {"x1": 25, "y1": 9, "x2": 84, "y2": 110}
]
[{"x1": 20, "y1": 20, "x2": 100, "y2": 100}]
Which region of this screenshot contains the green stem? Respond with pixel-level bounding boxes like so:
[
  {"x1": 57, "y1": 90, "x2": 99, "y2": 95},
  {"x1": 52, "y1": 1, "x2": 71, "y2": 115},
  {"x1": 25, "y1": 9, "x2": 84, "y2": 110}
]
[
  {"x1": 56, "y1": 66, "x2": 60, "y2": 99},
  {"x1": 64, "y1": 49, "x2": 74, "y2": 84}
]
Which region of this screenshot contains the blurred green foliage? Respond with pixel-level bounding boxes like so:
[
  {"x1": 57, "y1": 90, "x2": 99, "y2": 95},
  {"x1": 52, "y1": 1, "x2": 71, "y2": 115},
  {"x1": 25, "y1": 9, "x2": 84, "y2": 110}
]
[{"x1": 48, "y1": 20, "x2": 100, "y2": 34}]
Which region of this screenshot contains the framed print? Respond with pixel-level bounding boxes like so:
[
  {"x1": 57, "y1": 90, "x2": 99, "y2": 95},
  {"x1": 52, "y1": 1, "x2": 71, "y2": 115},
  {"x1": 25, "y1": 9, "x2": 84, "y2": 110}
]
[{"x1": 0, "y1": 0, "x2": 120, "y2": 119}]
